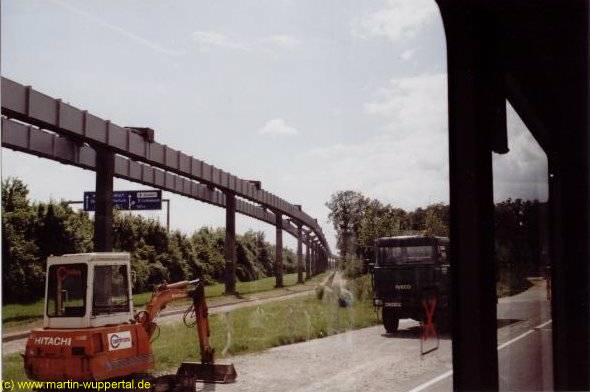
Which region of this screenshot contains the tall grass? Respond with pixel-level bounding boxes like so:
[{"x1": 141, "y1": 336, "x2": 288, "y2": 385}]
[
  {"x1": 2, "y1": 275, "x2": 378, "y2": 381},
  {"x1": 153, "y1": 275, "x2": 375, "y2": 372},
  {"x1": 2, "y1": 273, "x2": 327, "y2": 331}
]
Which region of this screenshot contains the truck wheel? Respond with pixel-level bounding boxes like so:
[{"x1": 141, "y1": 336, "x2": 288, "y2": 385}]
[{"x1": 382, "y1": 307, "x2": 399, "y2": 333}]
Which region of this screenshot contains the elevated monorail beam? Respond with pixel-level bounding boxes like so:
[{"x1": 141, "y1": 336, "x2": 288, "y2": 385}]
[
  {"x1": 1, "y1": 77, "x2": 328, "y2": 250},
  {"x1": 1, "y1": 117, "x2": 301, "y2": 239}
]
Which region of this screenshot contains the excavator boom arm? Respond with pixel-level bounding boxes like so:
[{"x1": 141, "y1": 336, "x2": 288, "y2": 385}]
[
  {"x1": 138, "y1": 278, "x2": 236, "y2": 384},
  {"x1": 138, "y1": 279, "x2": 214, "y2": 363},
  {"x1": 190, "y1": 282, "x2": 214, "y2": 363}
]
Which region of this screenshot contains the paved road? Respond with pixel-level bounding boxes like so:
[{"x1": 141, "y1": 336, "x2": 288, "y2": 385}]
[
  {"x1": 188, "y1": 320, "x2": 450, "y2": 392},
  {"x1": 412, "y1": 278, "x2": 552, "y2": 392},
  {"x1": 189, "y1": 278, "x2": 551, "y2": 392}
]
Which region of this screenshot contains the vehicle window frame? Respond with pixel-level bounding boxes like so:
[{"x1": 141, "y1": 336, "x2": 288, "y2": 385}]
[
  {"x1": 46, "y1": 263, "x2": 88, "y2": 318},
  {"x1": 92, "y1": 264, "x2": 131, "y2": 316},
  {"x1": 376, "y1": 244, "x2": 435, "y2": 266}
]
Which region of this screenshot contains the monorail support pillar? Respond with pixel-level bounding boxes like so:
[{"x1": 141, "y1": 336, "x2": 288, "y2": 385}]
[
  {"x1": 224, "y1": 192, "x2": 237, "y2": 295},
  {"x1": 305, "y1": 240, "x2": 311, "y2": 280},
  {"x1": 311, "y1": 244, "x2": 317, "y2": 276},
  {"x1": 297, "y1": 224, "x2": 304, "y2": 284},
  {"x1": 93, "y1": 147, "x2": 115, "y2": 252},
  {"x1": 275, "y1": 212, "x2": 284, "y2": 288}
]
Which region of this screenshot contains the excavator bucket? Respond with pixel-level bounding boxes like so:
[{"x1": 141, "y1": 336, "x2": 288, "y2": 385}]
[{"x1": 177, "y1": 361, "x2": 237, "y2": 385}]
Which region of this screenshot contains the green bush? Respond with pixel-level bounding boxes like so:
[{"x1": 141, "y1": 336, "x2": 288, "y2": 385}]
[
  {"x1": 1, "y1": 177, "x2": 304, "y2": 304},
  {"x1": 342, "y1": 257, "x2": 366, "y2": 279},
  {"x1": 346, "y1": 275, "x2": 373, "y2": 301}
]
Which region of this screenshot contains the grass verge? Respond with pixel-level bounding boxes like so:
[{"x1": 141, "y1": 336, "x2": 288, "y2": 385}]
[
  {"x1": 2, "y1": 273, "x2": 325, "y2": 332},
  {"x1": 3, "y1": 275, "x2": 378, "y2": 381}
]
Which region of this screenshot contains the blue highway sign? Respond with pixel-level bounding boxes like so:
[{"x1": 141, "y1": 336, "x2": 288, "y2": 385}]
[{"x1": 83, "y1": 190, "x2": 162, "y2": 211}]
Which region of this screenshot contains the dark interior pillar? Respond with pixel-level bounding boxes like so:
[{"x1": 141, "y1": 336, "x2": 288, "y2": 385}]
[
  {"x1": 439, "y1": 5, "x2": 500, "y2": 390},
  {"x1": 547, "y1": 18, "x2": 590, "y2": 385},
  {"x1": 550, "y1": 149, "x2": 590, "y2": 389}
]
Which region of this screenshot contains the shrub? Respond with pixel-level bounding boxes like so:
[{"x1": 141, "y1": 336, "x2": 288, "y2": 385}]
[{"x1": 342, "y1": 257, "x2": 366, "y2": 279}]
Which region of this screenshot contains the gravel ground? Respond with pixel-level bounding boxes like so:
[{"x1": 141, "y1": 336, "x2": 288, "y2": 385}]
[
  {"x1": 188, "y1": 320, "x2": 452, "y2": 392},
  {"x1": 186, "y1": 280, "x2": 549, "y2": 392}
]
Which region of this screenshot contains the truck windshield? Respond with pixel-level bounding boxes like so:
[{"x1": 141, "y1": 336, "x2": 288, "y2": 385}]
[
  {"x1": 46, "y1": 264, "x2": 87, "y2": 317},
  {"x1": 377, "y1": 245, "x2": 433, "y2": 266}
]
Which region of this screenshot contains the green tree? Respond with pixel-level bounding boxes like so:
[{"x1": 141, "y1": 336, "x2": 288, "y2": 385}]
[
  {"x1": 423, "y1": 204, "x2": 449, "y2": 237},
  {"x1": 1, "y1": 178, "x2": 43, "y2": 302},
  {"x1": 2, "y1": 177, "x2": 30, "y2": 212},
  {"x1": 326, "y1": 190, "x2": 369, "y2": 258},
  {"x1": 35, "y1": 202, "x2": 92, "y2": 260},
  {"x1": 1, "y1": 177, "x2": 328, "y2": 303},
  {"x1": 357, "y1": 201, "x2": 410, "y2": 260}
]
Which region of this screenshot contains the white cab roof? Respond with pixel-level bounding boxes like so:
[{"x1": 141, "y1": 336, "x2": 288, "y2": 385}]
[{"x1": 47, "y1": 252, "x2": 130, "y2": 266}]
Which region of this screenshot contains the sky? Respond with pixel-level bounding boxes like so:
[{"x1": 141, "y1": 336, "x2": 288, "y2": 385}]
[{"x1": 1, "y1": 0, "x2": 548, "y2": 252}]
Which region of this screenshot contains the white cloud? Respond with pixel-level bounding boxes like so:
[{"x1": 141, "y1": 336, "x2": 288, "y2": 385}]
[
  {"x1": 193, "y1": 31, "x2": 301, "y2": 53},
  {"x1": 492, "y1": 104, "x2": 548, "y2": 202},
  {"x1": 260, "y1": 35, "x2": 302, "y2": 48},
  {"x1": 51, "y1": 0, "x2": 186, "y2": 56},
  {"x1": 352, "y1": 0, "x2": 437, "y2": 44},
  {"x1": 364, "y1": 73, "x2": 447, "y2": 139},
  {"x1": 294, "y1": 73, "x2": 449, "y2": 210},
  {"x1": 258, "y1": 118, "x2": 299, "y2": 136},
  {"x1": 286, "y1": 73, "x2": 547, "y2": 213},
  {"x1": 400, "y1": 48, "x2": 416, "y2": 61},
  {"x1": 192, "y1": 31, "x2": 251, "y2": 52}
]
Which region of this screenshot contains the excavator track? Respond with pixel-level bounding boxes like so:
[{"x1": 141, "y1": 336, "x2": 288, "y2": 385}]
[
  {"x1": 151, "y1": 375, "x2": 181, "y2": 392},
  {"x1": 150, "y1": 360, "x2": 238, "y2": 392}
]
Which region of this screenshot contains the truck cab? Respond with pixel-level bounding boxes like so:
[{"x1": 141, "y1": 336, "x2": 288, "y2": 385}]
[{"x1": 371, "y1": 235, "x2": 450, "y2": 333}]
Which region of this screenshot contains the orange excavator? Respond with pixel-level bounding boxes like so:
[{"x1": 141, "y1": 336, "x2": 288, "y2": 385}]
[{"x1": 23, "y1": 252, "x2": 236, "y2": 389}]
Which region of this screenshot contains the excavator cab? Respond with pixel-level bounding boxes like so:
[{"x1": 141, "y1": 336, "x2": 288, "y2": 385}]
[
  {"x1": 25, "y1": 253, "x2": 152, "y2": 381},
  {"x1": 44, "y1": 253, "x2": 134, "y2": 329},
  {"x1": 25, "y1": 252, "x2": 236, "y2": 388}
]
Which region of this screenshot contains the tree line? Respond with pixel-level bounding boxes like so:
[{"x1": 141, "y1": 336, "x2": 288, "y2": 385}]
[
  {"x1": 2, "y1": 177, "x2": 297, "y2": 303},
  {"x1": 326, "y1": 190, "x2": 548, "y2": 284}
]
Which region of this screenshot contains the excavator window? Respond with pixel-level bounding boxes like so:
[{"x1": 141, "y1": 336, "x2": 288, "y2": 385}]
[
  {"x1": 92, "y1": 265, "x2": 130, "y2": 315},
  {"x1": 46, "y1": 264, "x2": 87, "y2": 317}
]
